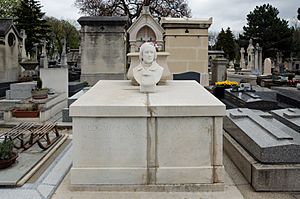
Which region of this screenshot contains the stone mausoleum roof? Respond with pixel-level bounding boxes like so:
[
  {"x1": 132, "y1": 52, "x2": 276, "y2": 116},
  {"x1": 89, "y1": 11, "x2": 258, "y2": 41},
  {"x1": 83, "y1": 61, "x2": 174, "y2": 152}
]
[{"x1": 0, "y1": 18, "x2": 20, "y2": 38}]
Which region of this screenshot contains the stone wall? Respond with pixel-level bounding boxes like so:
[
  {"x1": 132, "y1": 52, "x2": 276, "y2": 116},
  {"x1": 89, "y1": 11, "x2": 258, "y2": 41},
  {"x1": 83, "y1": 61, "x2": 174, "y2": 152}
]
[{"x1": 78, "y1": 16, "x2": 128, "y2": 85}]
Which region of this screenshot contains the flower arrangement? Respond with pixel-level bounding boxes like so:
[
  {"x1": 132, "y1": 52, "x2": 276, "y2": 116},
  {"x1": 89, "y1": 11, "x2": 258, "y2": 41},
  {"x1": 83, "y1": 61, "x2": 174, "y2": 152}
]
[{"x1": 215, "y1": 80, "x2": 238, "y2": 87}]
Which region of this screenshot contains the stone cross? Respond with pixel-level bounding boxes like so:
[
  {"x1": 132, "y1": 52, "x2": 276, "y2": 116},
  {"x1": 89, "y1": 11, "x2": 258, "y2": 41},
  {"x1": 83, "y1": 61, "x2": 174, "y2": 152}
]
[
  {"x1": 229, "y1": 108, "x2": 292, "y2": 140},
  {"x1": 240, "y1": 47, "x2": 246, "y2": 69},
  {"x1": 20, "y1": 29, "x2": 27, "y2": 61}
]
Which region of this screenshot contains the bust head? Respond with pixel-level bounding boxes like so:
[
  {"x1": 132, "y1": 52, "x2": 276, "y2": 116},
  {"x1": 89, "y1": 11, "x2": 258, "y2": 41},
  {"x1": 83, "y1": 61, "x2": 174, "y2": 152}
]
[{"x1": 139, "y1": 42, "x2": 157, "y2": 65}]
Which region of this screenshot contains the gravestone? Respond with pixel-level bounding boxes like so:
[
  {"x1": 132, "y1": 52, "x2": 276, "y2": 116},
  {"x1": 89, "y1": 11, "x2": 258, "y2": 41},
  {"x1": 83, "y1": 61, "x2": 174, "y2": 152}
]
[
  {"x1": 263, "y1": 58, "x2": 272, "y2": 75},
  {"x1": 78, "y1": 16, "x2": 129, "y2": 85},
  {"x1": 211, "y1": 57, "x2": 228, "y2": 84},
  {"x1": 6, "y1": 82, "x2": 36, "y2": 100}
]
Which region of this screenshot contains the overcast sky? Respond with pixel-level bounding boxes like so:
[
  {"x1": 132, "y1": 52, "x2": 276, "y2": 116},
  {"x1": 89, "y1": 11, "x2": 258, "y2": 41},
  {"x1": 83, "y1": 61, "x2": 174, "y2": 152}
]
[{"x1": 39, "y1": 0, "x2": 299, "y2": 33}]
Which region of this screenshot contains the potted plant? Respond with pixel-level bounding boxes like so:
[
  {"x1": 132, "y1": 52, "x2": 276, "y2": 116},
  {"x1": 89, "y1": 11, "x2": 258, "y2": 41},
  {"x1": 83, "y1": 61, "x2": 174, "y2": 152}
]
[
  {"x1": 31, "y1": 77, "x2": 48, "y2": 99},
  {"x1": 12, "y1": 103, "x2": 40, "y2": 118},
  {"x1": 214, "y1": 80, "x2": 238, "y2": 99},
  {"x1": 0, "y1": 140, "x2": 18, "y2": 169}
]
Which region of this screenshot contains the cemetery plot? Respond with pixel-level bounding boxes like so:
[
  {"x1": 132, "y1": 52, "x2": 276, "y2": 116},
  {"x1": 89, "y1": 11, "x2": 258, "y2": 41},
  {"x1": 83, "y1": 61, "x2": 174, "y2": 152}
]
[{"x1": 224, "y1": 108, "x2": 300, "y2": 191}]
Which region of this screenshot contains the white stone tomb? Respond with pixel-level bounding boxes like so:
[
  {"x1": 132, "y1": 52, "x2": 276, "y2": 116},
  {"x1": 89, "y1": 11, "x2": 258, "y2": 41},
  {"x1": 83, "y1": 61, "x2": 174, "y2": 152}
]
[{"x1": 70, "y1": 80, "x2": 225, "y2": 189}]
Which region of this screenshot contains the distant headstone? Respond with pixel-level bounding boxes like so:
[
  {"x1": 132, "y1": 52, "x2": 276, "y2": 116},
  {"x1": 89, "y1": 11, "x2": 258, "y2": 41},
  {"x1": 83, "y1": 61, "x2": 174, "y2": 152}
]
[
  {"x1": 211, "y1": 57, "x2": 228, "y2": 84},
  {"x1": 263, "y1": 58, "x2": 272, "y2": 75}
]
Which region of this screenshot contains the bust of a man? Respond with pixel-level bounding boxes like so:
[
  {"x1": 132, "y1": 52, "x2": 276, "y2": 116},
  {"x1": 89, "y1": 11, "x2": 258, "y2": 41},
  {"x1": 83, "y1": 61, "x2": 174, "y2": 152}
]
[{"x1": 132, "y1": 42, "x2": 163, "y2": 92}]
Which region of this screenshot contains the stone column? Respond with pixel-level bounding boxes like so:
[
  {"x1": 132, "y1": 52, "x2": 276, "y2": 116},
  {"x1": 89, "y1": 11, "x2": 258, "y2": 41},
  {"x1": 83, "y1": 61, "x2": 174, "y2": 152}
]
[
  {"x1": 78, "y1": 16, "x2": 129, "y2": 85},
  {"x1": 211, "y1": 57, "x2": 229, "y2": 84},
  {"x1": 255, "y1": 43, "x2": 259, "y2": 71}
]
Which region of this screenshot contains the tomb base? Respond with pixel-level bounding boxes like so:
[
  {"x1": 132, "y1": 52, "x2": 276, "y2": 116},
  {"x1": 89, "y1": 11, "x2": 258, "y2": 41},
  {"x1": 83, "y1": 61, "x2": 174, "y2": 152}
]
[
  {"x1": 70, "y1": 80, "x2": 225, "y2": 188},
  {"x1": 224, "y1": 132, "x2": 300, "y2": 191}
]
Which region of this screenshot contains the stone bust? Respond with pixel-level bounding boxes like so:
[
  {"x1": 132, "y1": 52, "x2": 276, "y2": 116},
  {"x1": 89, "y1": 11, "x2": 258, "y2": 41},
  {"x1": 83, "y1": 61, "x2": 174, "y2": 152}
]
[{"x1": 132, "y1": 42, "x2": 163, "y2": 92}]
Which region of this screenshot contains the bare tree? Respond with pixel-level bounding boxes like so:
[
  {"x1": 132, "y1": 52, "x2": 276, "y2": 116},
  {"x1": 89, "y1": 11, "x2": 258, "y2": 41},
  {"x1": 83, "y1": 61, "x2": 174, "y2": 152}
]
[{"x1": 74, "y1": 0, "x2": 191, "y2": 24}]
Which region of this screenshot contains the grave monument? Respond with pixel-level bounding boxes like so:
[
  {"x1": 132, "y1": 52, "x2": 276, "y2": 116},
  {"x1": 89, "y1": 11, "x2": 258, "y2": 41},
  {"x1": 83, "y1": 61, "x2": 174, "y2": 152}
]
[
  {"x1": 70, "y1": 41, "x2": 226, "y2": 191},
  {"x1": 78, "y1": 16, "x2": 128, "y2": 85},
  {"x1": 224, "y1": 108, "x2": 300, "y2": 191}
]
